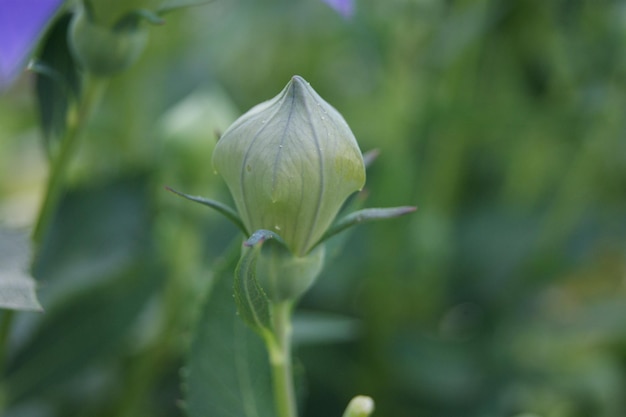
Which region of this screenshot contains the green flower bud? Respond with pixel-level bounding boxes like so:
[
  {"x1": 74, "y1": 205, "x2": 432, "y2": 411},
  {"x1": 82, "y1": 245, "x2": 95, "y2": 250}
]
[
  {"x1": 212, "y1": 76, "x2": 366, "y2": 256},
  {"x1": 68, "y1": 4, "x2": 148, "y2": 76}
]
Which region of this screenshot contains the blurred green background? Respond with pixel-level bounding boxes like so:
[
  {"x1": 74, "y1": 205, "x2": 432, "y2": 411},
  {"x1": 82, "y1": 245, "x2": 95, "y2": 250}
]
[{"x1": 1, "y1": 0, "x2": 626, "y2": 416}]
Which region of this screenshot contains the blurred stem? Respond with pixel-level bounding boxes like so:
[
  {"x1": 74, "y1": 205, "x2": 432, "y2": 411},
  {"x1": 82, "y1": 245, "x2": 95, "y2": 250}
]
[
  {"x1": 0, "y1": 69, "x2": 105, "y2": 417},
  {"x1": 32, "y1": 74, "x2": 108, "y2": 245},
  {"x1": 0, "y1": 311, "x2": 15, "y2": 374},
  {"x1": 0, "y1": 311, "x2": 15, "y2": 413},
  {"x1": 267, "y1": 301, "x2": 297, "y2": 417},
  {"x1": 5, "y1": 75, "x2": 106, "y2": 411}
]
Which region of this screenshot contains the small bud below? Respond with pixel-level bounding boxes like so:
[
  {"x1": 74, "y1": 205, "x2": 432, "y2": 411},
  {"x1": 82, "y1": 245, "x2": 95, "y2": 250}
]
[
  {"x1": 342, "y1": 396, "x2": 375, "y2": 417},
  {"x1": 68, "y1": 5, "x2": 148, "y2": 76}
]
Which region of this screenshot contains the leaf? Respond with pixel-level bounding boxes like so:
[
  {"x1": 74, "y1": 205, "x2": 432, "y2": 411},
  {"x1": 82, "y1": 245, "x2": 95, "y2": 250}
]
[
  {"x1": 34, "y1": 13, "x2": 81, "y2": 148},
  {"x1": 0, "y1": 228, "x2": 42, "y2": 312},
  {"x1": 33, "y1": 174, "x2": 155, "y2": 297},
  {"x1": 318, "y1": 206, "x2": 417, "y2": 246},
  {"x1": 234, "y1": 236, "x2": 272, "y2": 334},
  {"x1": 4, "y1": 263, "x2": 163, "y2": 404},
  {"x1": 157, "y1": 0, "x2": 213, "y2": 15},
  {"x1": 4, "y1": 173, "x2": 161, "y2": 404},
  {"x1": 165, "y1": 186, "x2": 248, "y2": 235},
  {"x1": 184, "y1": 245, "x2": 276, "y2": 417}
]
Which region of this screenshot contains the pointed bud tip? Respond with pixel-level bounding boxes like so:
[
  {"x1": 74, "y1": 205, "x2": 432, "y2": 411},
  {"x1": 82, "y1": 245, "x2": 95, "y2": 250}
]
[
  {"x1": 291, "y1": 75, "x2": 308, "y2": 85},
  {"x1": 288, "y1": 75, "x2": 311, "y2": 96}
]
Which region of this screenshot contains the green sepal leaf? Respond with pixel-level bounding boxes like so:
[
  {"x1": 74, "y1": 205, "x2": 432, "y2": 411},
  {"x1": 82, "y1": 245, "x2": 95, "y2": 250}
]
[
  {"x1": 244, "y1": 230, "x2": 324, "y2": 302},
  {"x1": 317, "y1": 206, "x2": 417, "y2": 246},
  {"x1": 184, "y1": 244, "x2": 276, "y2": 417},
  {"x1": 165, "y1": 186, "x2": 248, "y2": 235},
  {"x1": 114, "y1": 9, "x2": 165, "y2": 32},
  {"x1": 34, "y1": 13, "x2": 81, "y2": 149},
  {"x1": 157, "y1": 0, "x2": 214, "y2": 15},
  {"x1": 362, "y1": 148, "x2": 380, "y2": 169},
  {"x1": 234, "y1": 231, "x2": 280, "y2": 334},
  {"x1": 244, "y1": 229, "x2": 285, "y2": 247}
]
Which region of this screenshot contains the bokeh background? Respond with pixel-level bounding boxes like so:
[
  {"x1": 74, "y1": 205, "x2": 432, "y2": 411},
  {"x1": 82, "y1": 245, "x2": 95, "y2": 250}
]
[{"x1": 1, "y1": 0, "x2": 626, "y2": 416}]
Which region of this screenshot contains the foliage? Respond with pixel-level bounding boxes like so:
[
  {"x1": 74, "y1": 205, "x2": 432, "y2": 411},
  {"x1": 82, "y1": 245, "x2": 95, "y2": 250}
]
[{"x1": 1, "y1": 1, "x2": 626, "y2": 417}]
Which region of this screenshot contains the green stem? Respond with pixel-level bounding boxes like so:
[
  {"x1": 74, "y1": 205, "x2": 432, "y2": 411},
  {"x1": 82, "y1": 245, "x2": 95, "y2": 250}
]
[
  {"x1": 0, "y1": 311, "x2": 15, "y2": 374},
  {"x1": 267, "y1": 301, "x2": 297, "y2": 417},
  {"x1": 0, "y1": 73, "x2": 108, "y2": 414},
  {"x1": 0, "y1": 311, "x2": 15, "y2": 411},
  {"x1": 0, "y1": 75, "x2": 105, "y2": 413},
  {"x1": 32, "y1": 74, "x2": 107, "y2": 245}
]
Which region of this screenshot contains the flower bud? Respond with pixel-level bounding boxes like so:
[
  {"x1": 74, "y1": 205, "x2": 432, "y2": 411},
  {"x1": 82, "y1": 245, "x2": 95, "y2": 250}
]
[
  {"x1": 212, "y1": 76, "x2": 366, "y2": 256},
  {"x1": 68, "y1": 4, "x2": 148, "y2": 76}
]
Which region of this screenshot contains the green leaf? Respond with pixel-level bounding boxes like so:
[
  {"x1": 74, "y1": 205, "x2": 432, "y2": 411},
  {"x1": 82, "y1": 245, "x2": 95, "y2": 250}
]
[
  {"x1": 34, "y1": 13, "x2": 81, "y2": 148},
  {"x1": 318, "y1": 206, "x2": 417, "y2": 246},
  {"x1": 157, "y1": 0, "x2": 213, "y2": 15},
  {"x1": 233, "y1": 231, "x2": 277, "y2": 334},
  {"x1": 4, "y1": 173, "x2": 161, "y2": 404},
  {"x1": 165, "y1": 186, "x2": 248, "y2": 235},
  {"x1": 184, "y1": 245, "x2": 276, "y2": 417},
  {"x1": 0, "y1": 229, "x2": 42, "y2": 312},
  {"x1": 4, "y1": 263, "x2": 162, "y2": 404}
]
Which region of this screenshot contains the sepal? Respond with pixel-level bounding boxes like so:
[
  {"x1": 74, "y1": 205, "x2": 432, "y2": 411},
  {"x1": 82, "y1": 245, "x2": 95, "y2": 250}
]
[
  {"x1": 362, "y1": 149, "x2": 380, "y2": 169},
  {"x1": 242, "y1": 230, "x2": 325, "y2": 303},
  {"x1": 317, "y1": 206, "x2": 417, "y2": 247},
  {"x1": 165, "y1": 186, "x2": 248, "y2": 234},
  {"x1": 114, "y1": 9, "x2": 165, "y2": 30},
  {"x1": 234, "y1": 232, "x2": 274, "y2": 335},
  {"x1": 158, "y1": 0, "x2": 214, "y2": 15}
]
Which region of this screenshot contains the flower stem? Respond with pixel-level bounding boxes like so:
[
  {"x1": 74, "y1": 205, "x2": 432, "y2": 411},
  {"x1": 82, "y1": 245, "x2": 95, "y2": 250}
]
[
  {"x1": 0, "y1": 74, "x2": 107, "y2": 413},
  {"x1": 267, "y1": 301, "x2": 297, "y2": 417},
  {"x1": 32, "y1": 74, "x2": 107, "y2": 245},
  {"x1": 0, "y1": 310, "x2": 15, "y2": 412},
  {"x1": 0, "y1": 311, "x2": 15, "y2": 374}
]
